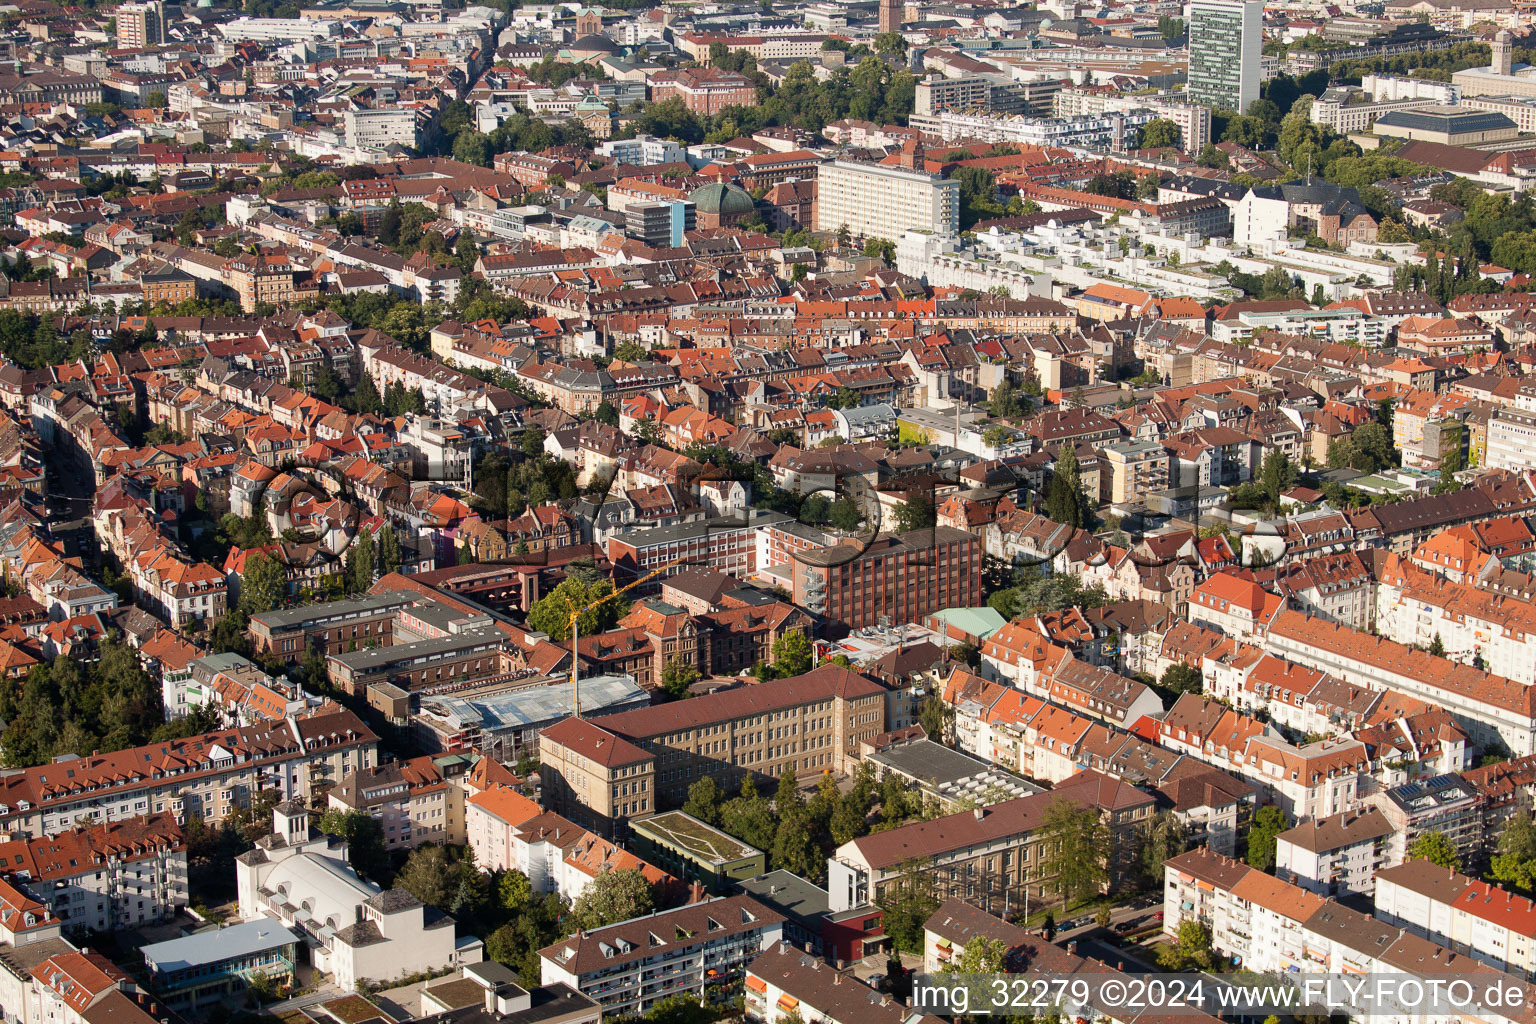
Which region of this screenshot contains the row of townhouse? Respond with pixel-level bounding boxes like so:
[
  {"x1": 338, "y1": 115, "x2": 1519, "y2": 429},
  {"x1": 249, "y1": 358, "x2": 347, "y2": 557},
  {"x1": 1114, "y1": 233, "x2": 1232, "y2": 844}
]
[
  {"x1": 1376, "y1": 860, "x2": 1536, "y2": 981},
  {"x1": 0, "y1": 702, "x2": 378, "y2": 839},
  {"x1": 94, "y1": 494, "x2": 227, "y2": 628},
  {"x1": 1263, "y1": 609, "x2": 1536, "y2": 758},
  {"x1": 1163, "y1": 846, "x2": 1536, "y2": 1021},
  {"x1": 974, "y1": 620, "x2": 1163, "y2": 728},
  {"x1": 1375, "y1": 553, "x2": 1536, "y2": 687},
  {"x1": 28, "y1": 386, "x2": 130, "y2": 487},
  {"x1": 0, "y1": 520, "x2": 117, "y2": 627}
]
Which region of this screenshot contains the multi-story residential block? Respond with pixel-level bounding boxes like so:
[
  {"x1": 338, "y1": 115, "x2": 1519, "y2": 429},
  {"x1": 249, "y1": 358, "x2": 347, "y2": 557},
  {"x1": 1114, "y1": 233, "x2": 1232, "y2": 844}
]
[
  {"x1": 827, "y1": 770, "x2": 1155, "y2": 916},
  {"x1": 328, "y1": 756, "x2": 465, "y2": 850},
  {"x1": 1265, "y1": 610, "x2": 1536, "y2": 757},
  {"x1": 1375, "y1": 860, "x2": 1536, "y2": 980},
  {"x1": 792, "y1": 527, "x2": 983, "y2": 632},
  {"x1": 0, "y1": 703, "x2": 379, "y2": 838},
  {"x1": 0, "y1": 813, "x2": 186, "y2": 934},
  {"x1": 815, "y1": 151, "x2": 960, "y2": 242},
  {"x1": 1275, "y1": 808, "x2": 1397, "y2": 897},
  {"x1": 540, "y1": 666, "x2": 889, "y2": 837},
  {"x1": 538, "y1": 895, "x2": 785, "y2": 1017},
  {"x1": 224, "y1": 250, "x2": 314, "y2": 313},
  {"x1": 1365, "y1": 773, "x2": 1481, "y2": 866},
  {"x1": 647, "y1": 69, "x2": 757, "y2": 115},
  {"x1": 344, "y1": 109, "x2": 420, "y2": 152},
  {"x1": 115, "y1": 1, "x2": 162, "y2": 47}
]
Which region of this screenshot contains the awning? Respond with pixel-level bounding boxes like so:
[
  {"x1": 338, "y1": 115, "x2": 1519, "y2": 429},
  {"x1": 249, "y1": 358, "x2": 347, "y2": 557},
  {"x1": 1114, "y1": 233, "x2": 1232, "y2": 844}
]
[
  {"x1": 746, "y1": 977, "x2": 766, "y2": 994},
  {"x1": 777, "y1": 996, "x2": 800, "y2": 1011}
]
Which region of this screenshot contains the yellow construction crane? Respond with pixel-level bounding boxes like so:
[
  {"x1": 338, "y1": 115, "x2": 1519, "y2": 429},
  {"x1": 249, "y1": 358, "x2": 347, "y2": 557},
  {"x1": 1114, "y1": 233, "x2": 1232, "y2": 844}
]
[{"x1": 565, "y1": 553, "x2": 693, "y2": 717}]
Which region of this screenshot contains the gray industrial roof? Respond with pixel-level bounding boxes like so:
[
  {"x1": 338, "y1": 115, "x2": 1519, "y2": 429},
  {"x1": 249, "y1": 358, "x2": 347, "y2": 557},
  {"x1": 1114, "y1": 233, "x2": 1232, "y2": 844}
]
[{"x1": 1376, "y1": 107, "x2": 1517, "y2": 134}]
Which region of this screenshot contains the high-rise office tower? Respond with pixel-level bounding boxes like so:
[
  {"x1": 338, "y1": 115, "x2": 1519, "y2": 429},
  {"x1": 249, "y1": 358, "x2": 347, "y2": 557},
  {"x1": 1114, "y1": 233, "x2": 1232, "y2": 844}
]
[
  {"x1": 1187, "y1": 0, "x2": 1262, "y2": 114},
  {"x1": 116, "y1": 0, "x2": 162, "y2": 48},
  {"x1": 879, "y1": 0, "x2": 900, "y2": 34}
]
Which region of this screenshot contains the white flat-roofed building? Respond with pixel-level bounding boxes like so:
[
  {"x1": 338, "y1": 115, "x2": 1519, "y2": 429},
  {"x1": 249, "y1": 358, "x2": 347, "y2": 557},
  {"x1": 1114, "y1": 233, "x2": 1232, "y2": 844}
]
[{"x1": 815, "y1": 159, "x2": 959, "y2": 242}]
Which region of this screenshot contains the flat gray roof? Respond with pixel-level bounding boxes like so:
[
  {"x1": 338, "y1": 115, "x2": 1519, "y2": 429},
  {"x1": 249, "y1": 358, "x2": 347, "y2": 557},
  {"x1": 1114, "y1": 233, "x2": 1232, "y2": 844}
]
[
  {"x1": 252, "y1": 592, "x2": 415, "y2": 631},
  {"x1": 330, "y1": 625, "x2": 504, "y2": 673},
  {"x1": 143, "y1": 920, "x2": 298, "y2": 974},
  {"x1": 736, "y1": 869, "x2": 831, "y2": 926}
]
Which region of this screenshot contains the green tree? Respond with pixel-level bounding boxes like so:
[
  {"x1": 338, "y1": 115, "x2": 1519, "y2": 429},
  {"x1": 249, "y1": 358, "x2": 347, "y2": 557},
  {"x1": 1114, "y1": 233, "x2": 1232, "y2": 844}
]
[
  {"x1": 1428, "y1": 633, "x2": 1445, "y2": 657},
  {"x1": 720, "y1": 778, "x2": 776, "y2": 850},
  {"x1": 771, "y1": 628, "x2": 812, "y2": 677},
  {"x1": 379, "y1": 526, "x2": 402, "y2": 576},
  {"x1": 988, "y1": 380, "x2": 1025, "y2": 419},
  {"x1": 1039, "y1": 798, "x2": 1109, "y2": 908},
  {"x1": 1409, "y1": 830, "x2": 1462, "y2": 871},
  {"x1": 661, "y1": 656, "x2": 700, "y2": 700},
  {"x1": 1137, "y1": 118, "x2": 1180, "y2": 150},
  {"x1": 146, "y1": 90, "x2": 167, "y2": 108},
  {"x1": 525, "y1": 576, "x2": 631, "y2": 643},
  {"x1": 1491, "y1": 814, "x2": 1536, "y2": 893},
  {"x1": 1158, "y1": 919, "x2": 1215, "y2": 971},
  {"x1": 893, "y1": 494, "x2": 936, "y2": 532},
  {"x1": 1197, "y1": 144, "x2": 1229, "y2": 169},
  {"x1": 346, "y1": 527, "x2": 375, "y2": 595},
  {"x1": 240, "y1": 551, "x2": 286, "y2": 614},
  {"x1": 1246, "y1": 804, "x2": 1287, "y2": 871},
  {"x1": 1160, "y1": 662, "x2": 1202, "y2": 699},
  {"x1": 876, "y1": 857, "x2": 939, "y2": 953},
  {"x1": 683, "y1": 777, "x2": 723, "y2": 825},
  {"x1": 498, "y1": 870, "x2": 534, "y2": 913},
  {"x1": 1258, "y1": 449, "x2": 1297, "y2": 512},
  {"x1": 1044, "y1": 444, "x2": 1092, "y2": 529},
  {"x1": 397, "y1": 844, "x2": 480, "y2": 910},
  {"x1": 829, "y1": 494, "x2": 863, "y2": 531},
  {"x1": 1139, "y1": 811, "x2": 1188, "y2": 886},
  {"x1": 317, "y1": 809, "x2": 389, "y2": 881},
  {"x1": 571, "y1": 867, "x2": 655, "y2": 929}
]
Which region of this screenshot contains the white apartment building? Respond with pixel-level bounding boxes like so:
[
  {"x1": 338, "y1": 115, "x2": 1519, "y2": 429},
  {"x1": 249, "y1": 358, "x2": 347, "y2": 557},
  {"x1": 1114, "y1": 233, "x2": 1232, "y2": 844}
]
[
  {"x1": 1187, "y1": 0, "x2": 1262, "y2": 113},
  {"x1": 1485, "y1": 387, "x2": 1536, "y2": 473},
  {"x1": 539, "y1": 896, "x2": 784, "y2": 1017},
  {"x1": 1464, "y1": 93, "x2": 1536, "y2": 133},
  {"x1": 218, "y1": 16, "x2": 342, "y2": 41},
  {"x1": 908, "y1": 108, "x2": 1156, "y2": 150},
  {"x1": 344, "y1": 109, "x2": 420, "y2": 152},
  {"x1": 1053, "y1": 90, "x2": 1213, "y2": 153},
  {"x1": 596, "y1": 136, "x2": 685, "y2": 166},
  {"x1": 1375, "y1": 561, "x2": 1536, "y2": 687},
  {"x1": 0, "y1": 813, "x2": 187, "y2": 934},
  {"x1": 815, "y1": 159, "x2": 959, "y2": 242},
  {"x1": 1275, "y1": 808, "x2": 1397, "y2": 898}
]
